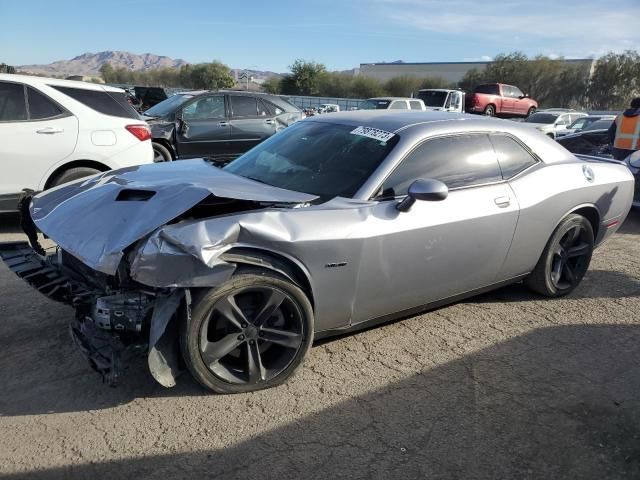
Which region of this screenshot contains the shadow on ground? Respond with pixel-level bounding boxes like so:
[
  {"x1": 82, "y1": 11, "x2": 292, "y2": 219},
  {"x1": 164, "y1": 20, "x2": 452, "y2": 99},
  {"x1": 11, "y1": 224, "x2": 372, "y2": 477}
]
[{"x1": 3, "y1": 324, "x2": 640, "y2": 480}]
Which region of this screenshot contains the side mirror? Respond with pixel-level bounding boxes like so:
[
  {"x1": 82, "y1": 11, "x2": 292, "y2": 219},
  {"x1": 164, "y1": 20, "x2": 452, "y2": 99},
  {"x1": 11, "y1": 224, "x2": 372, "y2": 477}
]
[{"x1": 396, "y1": 178, "x2": 448, "y2": 212}]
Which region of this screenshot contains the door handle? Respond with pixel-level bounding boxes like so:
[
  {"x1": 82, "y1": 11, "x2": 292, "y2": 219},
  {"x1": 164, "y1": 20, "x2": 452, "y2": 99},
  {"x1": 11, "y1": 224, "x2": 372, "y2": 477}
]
[
  {"x1": 218, "y1": 121, "x2": 229, "y2": 127},
  {"x1": 264, "y1": 119, "x2": 275, "y2": 125},
  {"x1": 36, "y1": 127, "x2": 64, "y2": 134},
  {"x1": 494, "y1": 196, "x2": 511, "y2": 207}
]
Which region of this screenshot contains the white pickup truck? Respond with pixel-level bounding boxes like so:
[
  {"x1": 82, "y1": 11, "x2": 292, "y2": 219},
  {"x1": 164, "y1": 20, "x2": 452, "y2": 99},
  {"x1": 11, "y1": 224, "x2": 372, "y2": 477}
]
[{"x1": 414, "y1": 89, "x2": 465, "y2": 113}]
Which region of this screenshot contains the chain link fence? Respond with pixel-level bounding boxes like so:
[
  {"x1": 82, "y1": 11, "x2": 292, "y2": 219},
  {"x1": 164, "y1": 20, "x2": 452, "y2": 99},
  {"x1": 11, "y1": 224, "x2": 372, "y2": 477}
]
[{"x1": 284, "y1": 95, "x2": 366, "y2": 111}]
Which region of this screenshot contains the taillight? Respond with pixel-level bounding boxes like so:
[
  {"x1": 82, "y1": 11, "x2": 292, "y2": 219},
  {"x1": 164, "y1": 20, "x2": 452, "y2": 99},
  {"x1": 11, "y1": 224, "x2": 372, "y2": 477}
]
[{"x1": 125, "y1": 124, "x2": 151, "y2": 142}]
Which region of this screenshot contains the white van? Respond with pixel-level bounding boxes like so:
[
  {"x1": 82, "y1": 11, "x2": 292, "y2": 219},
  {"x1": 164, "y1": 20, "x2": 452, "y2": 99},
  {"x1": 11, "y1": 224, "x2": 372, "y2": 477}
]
[{"x1": 0, "y1": 74, "x2": 154, "y2": 212}]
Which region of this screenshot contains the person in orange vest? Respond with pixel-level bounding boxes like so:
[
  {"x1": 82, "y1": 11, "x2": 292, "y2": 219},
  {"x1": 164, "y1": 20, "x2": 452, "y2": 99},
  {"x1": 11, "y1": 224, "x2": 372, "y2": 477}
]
[{"x1": 609, "y1": 97, "x2": 640, "y2": 160}]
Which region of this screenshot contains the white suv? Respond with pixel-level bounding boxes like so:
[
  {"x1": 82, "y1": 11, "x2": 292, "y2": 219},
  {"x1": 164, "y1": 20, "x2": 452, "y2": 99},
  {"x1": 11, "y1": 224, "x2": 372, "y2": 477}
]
[{"x1": 0, "y1": 74, "x2": 154, "y2": 212}]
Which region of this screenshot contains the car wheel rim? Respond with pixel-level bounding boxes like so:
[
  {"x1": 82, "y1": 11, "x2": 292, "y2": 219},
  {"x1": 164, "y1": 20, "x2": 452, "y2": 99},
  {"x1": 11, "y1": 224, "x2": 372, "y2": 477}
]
[
  {"x1": 199, "y1": 286, "x2": 305, "y2": 385},
  {"x1": 153, "y1": 148, "x2": 166, "y2": 162},
  {"x1": 549, "y1": 225, "x2": 591, "y2": 291}
]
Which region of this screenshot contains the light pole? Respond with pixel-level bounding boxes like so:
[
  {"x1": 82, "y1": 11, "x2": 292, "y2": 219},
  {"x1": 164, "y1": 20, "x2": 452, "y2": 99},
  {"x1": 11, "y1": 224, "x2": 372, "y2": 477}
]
[{"x1": 242, "y1": 65, "x2": 258, "y2": 91}]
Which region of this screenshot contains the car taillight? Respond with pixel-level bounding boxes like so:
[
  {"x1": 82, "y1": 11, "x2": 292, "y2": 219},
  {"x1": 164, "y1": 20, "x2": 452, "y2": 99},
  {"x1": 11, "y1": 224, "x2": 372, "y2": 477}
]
[{"x1": 125, "y1": 124, "x2": 151, "y2": 141}]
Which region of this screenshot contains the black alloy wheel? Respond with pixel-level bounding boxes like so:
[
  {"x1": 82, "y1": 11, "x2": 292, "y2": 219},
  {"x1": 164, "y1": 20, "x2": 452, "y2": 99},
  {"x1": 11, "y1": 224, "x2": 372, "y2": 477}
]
[
  {"x1": 526, "y1": 214, "x2": 594, "y2": 297},
  {"x1": 181, "y1": 271, "x2": 314, "y2": 393},
  {"x1": 548, "y1": 224, "x2": 592, "y2": 291}
]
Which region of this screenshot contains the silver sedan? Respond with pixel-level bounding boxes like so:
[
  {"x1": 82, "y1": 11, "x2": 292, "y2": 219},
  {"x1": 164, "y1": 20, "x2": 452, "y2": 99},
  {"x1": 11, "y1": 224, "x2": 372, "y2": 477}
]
[{"x1": 1, "y1": 111, "x2": 634, "y2": 393}]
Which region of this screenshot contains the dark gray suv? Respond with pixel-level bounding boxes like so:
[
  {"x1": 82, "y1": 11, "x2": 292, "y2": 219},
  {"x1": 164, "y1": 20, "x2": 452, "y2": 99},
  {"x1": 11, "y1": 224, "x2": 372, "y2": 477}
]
[{"x1": 144, "y1": 91, "x2": 303, "y2": 163}]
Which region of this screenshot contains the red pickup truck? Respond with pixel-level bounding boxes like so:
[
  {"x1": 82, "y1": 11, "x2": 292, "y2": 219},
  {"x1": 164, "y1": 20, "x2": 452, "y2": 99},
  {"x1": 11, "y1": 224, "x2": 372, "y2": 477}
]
[{"x1": 466, "y1": 83, "x2": 537, "y2": 118}]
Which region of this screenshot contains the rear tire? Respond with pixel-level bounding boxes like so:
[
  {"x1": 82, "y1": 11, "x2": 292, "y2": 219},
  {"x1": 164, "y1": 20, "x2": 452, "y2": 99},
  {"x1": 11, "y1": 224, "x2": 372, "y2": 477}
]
[
  {"x1": 484, "y1": 104, "x2": 495, "y2": 117},
  {"x1": 525, "y1": 214, "x2": 594, "y2": 297},
  {"x1": 527, "y1": 107, "x2": 536, "y2": 117},
  {"x1": 180, "y1": 270, "x2": 314, "y2": 393},
  {"x1": 50, "y1": 167, "x2": 102, "y2": 187},
  {"x1": 152, "y1": 142, "x2": 173, "y2": 162}
]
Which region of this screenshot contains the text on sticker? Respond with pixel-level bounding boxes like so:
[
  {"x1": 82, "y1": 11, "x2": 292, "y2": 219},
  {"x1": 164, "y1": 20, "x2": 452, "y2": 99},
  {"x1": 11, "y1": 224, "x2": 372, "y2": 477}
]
[{"x1": 350, "y1": 126, "x2": 396, "y2": 142}]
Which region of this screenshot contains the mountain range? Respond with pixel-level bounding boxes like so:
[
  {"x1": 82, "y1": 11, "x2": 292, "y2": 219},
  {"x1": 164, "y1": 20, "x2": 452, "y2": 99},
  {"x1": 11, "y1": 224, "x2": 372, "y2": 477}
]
[{"x1": 18, "y1": 51, "x2": 282, "y2": 79}]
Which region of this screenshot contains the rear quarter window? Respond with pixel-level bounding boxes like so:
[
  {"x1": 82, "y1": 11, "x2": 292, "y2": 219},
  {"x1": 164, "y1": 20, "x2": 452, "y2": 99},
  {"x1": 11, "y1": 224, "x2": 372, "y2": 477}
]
[
  {"x1": 0, "y1": 82, "x2": 27, "y2": 121},
  {"x1": 52, "y1": 86, "x2": 140, "y2": 119},
  {"x1": 27, "y1": 87, "x2": 64, "y2": 120},
  {"x1": 489, "y1": 134, "x2": 538, "y2": 178},
  {"x1": 265, "y1": 96, "x2": 300, "y2": 113}
]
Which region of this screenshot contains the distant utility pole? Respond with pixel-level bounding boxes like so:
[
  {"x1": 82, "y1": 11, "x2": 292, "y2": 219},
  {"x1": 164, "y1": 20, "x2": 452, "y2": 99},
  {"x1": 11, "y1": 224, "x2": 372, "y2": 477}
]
[{"x1": 240, "y1": 65, "x2": 258, "y2": 91}]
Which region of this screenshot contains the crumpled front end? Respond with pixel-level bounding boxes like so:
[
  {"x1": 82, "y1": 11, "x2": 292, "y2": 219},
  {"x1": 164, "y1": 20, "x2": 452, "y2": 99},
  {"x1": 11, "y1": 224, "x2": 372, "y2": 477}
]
[
  {"x1": 0, "y1": 162, "x2": 320, "y2": 388},
  {"x1": 0, "y1": 238, "x2": 186, "y2": 387}
]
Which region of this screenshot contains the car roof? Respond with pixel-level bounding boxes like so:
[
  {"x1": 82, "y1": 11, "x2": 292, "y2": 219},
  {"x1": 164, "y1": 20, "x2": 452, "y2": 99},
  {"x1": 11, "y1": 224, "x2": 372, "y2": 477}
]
[
  {"x1": 0, "y1": 73, "x2": 124, "y2": 93},
  {"x1": 306, "y1": 110, "x2": 494, "y2": 133}
]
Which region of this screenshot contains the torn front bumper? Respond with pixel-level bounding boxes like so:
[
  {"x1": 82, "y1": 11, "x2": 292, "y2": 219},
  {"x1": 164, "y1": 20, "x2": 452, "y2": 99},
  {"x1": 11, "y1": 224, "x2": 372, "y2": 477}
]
[{"x1": 0, "y1": 241, "x2": 186, "y2": 387}]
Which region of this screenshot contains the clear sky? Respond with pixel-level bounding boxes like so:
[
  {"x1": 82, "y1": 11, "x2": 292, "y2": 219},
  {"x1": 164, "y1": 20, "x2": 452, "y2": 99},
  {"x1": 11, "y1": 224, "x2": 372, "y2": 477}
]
[{"x1": 1, "y1": 0, "x2": 639, "y2": 72}]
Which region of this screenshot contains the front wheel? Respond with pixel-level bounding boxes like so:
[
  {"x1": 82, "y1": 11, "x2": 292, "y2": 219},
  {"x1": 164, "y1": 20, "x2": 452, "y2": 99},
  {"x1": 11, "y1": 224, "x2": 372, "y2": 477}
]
[
  {"x1": 180, "y1": 270, "x2": 314, "y2": 393},
  {"x1": 525, "y1": 214, "x2": 594, "y2": 297}
]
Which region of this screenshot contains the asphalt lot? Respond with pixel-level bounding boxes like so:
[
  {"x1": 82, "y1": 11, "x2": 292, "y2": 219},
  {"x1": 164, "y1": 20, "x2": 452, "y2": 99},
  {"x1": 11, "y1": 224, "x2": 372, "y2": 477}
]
[{"x1": 0, "y1": 210, "x2": 639, "y2": 480}]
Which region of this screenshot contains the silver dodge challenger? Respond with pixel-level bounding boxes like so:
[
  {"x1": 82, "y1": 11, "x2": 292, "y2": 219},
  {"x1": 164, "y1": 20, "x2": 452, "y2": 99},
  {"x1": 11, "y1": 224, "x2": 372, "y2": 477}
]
[{"x1": 1, "y1": 111, "x2": 634, "y2": 393}]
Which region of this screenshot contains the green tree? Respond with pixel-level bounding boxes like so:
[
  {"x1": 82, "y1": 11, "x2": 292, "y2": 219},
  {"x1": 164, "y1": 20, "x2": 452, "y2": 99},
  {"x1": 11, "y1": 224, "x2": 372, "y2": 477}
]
[
  {"x1": 384, "y1": 76, "x2": 422, "y2": 97},
  {"x1": 587, "y1": 51, "x2": 640, "y2": 110},
  {"x1": 350, "y1": 76, "x2": 385, "y2": 98},
  {"x1": 99, "y1": 62, "x2": 115, "y2": 82},
  {"x1": 0, "y1": 63, "x2": 16, "y2": 74},
  {"x1": 262, "y1": 76, "x2": 282, "y2": 94},
  {"x1": 288, "y1": 59, "x2": 327, "y2": 95},
  {"x1": 188, "y1": 61, "x2": 235, "y2": 90}
]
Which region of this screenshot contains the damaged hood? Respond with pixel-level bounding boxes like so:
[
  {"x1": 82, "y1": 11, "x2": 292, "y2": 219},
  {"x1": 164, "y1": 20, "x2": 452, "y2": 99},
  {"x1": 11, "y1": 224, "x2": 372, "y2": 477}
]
[{"x1": 30, "y1": 159, "x2": 317, "y2": 275}]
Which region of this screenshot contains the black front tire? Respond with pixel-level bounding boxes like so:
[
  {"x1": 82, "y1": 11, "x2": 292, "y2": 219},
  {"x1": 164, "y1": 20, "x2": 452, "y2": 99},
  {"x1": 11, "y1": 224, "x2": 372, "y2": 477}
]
[
  {"x1": 527, "y1": 107, "x2": 536, "y2": 117},
  {"x1": 152, "y1": 142, "x2": 173, "y2": 162},
  {"x1": 50, "y1": 167, "x2": 102, "y2": 187},
  {"x1": 525, "y1": 214, "x2": 594, "y2": 297},
  {"x1": 180, "y1": 270, "x2": 314, "y2": 393}
]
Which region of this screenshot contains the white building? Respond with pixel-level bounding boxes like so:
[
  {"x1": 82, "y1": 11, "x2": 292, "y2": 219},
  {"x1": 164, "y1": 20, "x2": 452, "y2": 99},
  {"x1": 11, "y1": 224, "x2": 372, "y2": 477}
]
[{"x1": 359, "y1": 59, "x2": 596, "y2": 84}]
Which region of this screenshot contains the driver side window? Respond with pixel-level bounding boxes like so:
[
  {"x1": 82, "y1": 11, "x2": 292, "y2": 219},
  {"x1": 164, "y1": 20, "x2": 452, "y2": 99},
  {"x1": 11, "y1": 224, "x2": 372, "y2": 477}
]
[
  {"x1": 379, "y1": 134, "x2": 502, "y2": 198},
  {"x1": 182, "y1": 96, "x2": 225, "y2": 121}
]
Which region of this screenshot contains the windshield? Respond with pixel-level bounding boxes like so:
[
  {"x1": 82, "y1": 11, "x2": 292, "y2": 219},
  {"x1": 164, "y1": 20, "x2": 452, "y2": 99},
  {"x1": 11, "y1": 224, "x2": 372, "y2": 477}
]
[
  {"x1": 144, "y1": 93, "x2": 193, "y2": 117},
  {"x1": 584, "y1": 119, "x2": 614, "y2": 131},
  {"x1": 525, "y1": 113, "x2": 559, "y2": 124},
  {"x1": 224, "y1": 121, "x2": 399, "y2": 200},
  {"x1": 361, "y1": 100, "x2": 391, "y2": 110},
  {"x1": 416, "y1": 91, "x2": 448, "y2": 107}
]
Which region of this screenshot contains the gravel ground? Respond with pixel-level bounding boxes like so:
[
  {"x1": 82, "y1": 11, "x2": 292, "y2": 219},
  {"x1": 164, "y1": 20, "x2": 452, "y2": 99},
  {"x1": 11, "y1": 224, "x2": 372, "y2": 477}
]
[{"x1": 0, "y1": 210, "x2": 639, "y2": 480}]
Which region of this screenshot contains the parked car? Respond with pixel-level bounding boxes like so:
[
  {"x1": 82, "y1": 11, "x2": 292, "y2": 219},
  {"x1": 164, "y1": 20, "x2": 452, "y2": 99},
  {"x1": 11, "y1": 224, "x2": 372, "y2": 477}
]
[
  {"x1": 415, "y1": 89, "x2": 465, "y2": 112},
  {"x1": 556, "y1": 115, "x2": 616, "y2": 138},
  {"x1": 143, "y1": 91, "x2": 304, "y2": 163},
  {"x1": 625, "y1": 151, "x2": 640, "y2": 207},
  {"x1": 556, "y1": 126, "x2": 612, "y2": 157},
  {"x1": 524, "y1": 111, "x2": 588, "y2": 139},
  {"x1": 466, "y1": 83, "x2": 538, "y2": 118},
  {"x1": 360, "y1": 97, "x2": 426, "y2": 110},
  {"x1": 2, "y1": 111, "x2": 633, "y2": 393},
  {"x1": 0, "y1": 74, "x2": 153, "y2": 212},
  {"x1": 319, "y1": 104, "x2": 340, "y2": 113}
]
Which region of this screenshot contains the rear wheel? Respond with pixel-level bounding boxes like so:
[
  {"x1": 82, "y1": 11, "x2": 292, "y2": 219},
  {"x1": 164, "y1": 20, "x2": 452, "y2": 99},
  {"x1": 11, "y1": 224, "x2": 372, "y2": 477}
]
[
  {"x1": 152, "y1": 142, "x2": 173, "y2": 162},
  {"x1": 525, "y1": 214, "x2": 594, "y2": 297},
  {"x1": 50, "y1": 167, "x2": 102, "y2": 187},
  {"x1": 180, "y1": 270, "x2": 314, "y2": 393},
  {"x1": 484, "y1": 104, "x2": 495, "y2": 117},
  {"x1": 527, "y1": 107, "x2": 536, "y2": 117}
]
